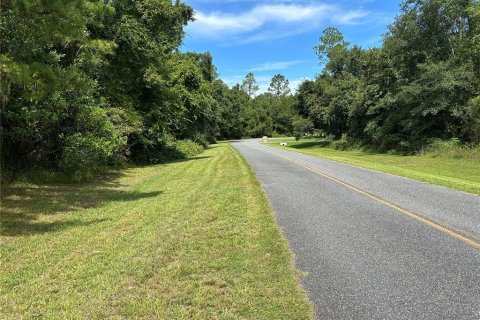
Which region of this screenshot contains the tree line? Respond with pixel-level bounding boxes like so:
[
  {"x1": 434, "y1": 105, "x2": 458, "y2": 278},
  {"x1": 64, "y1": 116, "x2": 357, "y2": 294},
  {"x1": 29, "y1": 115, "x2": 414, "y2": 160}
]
[
  {"x1": 0, "y1": 1, "x2": 229, "y2": 178},
  {"x1": 0, "y1": 0, "x2": 304, "y2": 180},
  {"x1": 1, "y1": 0, "x2": 479, "y2": 180},
  {"x1": 218, "y1": 72, "x2": 300, "y2": 139},
  {"x1": 296, "y1": 0, "x2": 480, "y2": 151}
]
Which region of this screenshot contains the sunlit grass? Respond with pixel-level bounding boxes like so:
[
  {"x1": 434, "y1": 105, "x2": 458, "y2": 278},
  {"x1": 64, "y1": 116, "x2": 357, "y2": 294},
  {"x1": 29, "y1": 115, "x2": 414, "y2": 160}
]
[
  {"x1": 266, "y1": 138, "x2": 480, "y2": 195},
  {"x1": 0, "y1": 143, "x2": 312, "y2": 319}
]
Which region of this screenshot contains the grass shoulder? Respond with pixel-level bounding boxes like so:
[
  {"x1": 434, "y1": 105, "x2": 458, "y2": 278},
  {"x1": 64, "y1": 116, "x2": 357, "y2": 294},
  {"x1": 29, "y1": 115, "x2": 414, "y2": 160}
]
[
  {"x1": 1, "y1": 143, "x2": 313, "y2": 319},
  {"x1": 266, "y1": 138, "x2": 480, "y2": 196}
]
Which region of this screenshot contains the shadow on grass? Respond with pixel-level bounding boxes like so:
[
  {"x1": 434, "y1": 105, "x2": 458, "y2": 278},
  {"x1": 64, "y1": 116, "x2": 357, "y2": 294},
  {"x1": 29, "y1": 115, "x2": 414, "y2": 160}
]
[
  {"x1": 130, "y1": 155, "x2": 212, "y2": 169},
  {"x1": 0, "y1": 170, "x2": 164, "y2": 237},
  {"x1": 287, "y1": 141, "x2": 322, "y2": 149},
  {"x1": 0, "y1": 152, "x2": 219, "y2": 237},
  {"x1": 0, "y1": 217, "x2": 112, "y2": 236},
  {"x1": 165, "y1": 155, "x2": 212, "y2": 163}
]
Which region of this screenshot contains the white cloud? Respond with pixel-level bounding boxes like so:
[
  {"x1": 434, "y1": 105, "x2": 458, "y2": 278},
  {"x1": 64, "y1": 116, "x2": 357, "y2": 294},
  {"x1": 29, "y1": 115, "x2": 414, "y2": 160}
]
[
  {"x1": 332, "y1": 10, "x2": 370, "y2": 25},
  {"x1": 289, "y1": 77, "x2": 311, "y2": 92},
  {"x1": 187, "y1": 3, "x2": 369, "y2": 43},
  {"x1": 221, "y1": 75, "x2": 246, "y2": 87},
  {"x1": 249, "y1": 60, "x2": 302, "y2": 72},
  {"x1": 255, "y1": 75, "x2": 276, "y2": 93}
]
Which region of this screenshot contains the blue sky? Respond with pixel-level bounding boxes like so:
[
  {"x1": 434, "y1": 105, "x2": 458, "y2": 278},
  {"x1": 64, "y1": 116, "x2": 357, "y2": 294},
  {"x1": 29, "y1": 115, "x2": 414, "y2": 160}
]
[{"x1": 182, "y1": 0, "x2": 402, "y2": 92}]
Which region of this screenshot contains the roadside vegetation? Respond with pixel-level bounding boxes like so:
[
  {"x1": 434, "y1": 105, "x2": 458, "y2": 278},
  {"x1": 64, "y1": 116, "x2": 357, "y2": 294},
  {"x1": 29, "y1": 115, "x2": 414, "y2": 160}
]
[
  {"x1": 294, "y1": 1, "x2": 480, "y2": 153},
  {"x1": 0, "y1": 0, "x2": 301, "y2": 182},
  {"x1": 0, "y1": 143, "x2": 313, "y2": 319},
  {"x1": 266, "y1": 138, "x2": 480, "y2": 195},
  {"x1": 260, "y1": 0, "x2": 480, "y2": 196},
  {"x1": 1, "y1": 0, "x2": 478, "y2": 317},
  {"x1": 2, "y1": 1, "x2": 479, "y2": 182}
]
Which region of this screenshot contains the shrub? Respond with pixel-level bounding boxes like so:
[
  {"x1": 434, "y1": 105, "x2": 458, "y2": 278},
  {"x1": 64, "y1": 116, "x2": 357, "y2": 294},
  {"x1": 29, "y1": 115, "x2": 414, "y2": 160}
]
[
  {"x1": 61, "y1": 133, "x2": 116, "y2": 180},
  {"x1": 173, "y1": 140, "x2": 204, "y2": 158},
  {"x1": 330, "y1": 134, "x2": 350, "y2": 150},
  {"x1": 424, "y1": 138, "x2": 480, "y2": 160},
  {"x1": 271, "y1": 132, "x2": 286, "y2": 138},
  {"x1": 467, "y1": 96, "x2": 480, "y2": 144},
  {"x1": 292, "y1": 118, "x2": 314, "y2": 141},
  {"x1": 106, "y1": 107, "x2": 143, "y2": 165},
  {"x1": 192, "y1": 133, "x2": 210, "y2": 148},
  {"x1": 131, "y1": 135, "x2": 205, "y2": 164}
]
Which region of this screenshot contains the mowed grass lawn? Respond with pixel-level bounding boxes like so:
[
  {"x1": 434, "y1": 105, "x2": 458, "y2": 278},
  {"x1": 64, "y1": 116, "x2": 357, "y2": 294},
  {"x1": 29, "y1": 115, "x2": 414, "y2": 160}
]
[
  {"x1": 0, "y1": 143, "x2": 312, "y2": 319},
  {"x1": 267, "y1": 138, "x2": 480, "y2": 196}
]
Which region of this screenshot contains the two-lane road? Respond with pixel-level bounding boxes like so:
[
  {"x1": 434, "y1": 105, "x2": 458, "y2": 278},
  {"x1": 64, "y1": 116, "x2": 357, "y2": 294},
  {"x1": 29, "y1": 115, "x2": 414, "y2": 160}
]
[{"x1": 232, "y1": 140, "x2": 480, "y2": 320}]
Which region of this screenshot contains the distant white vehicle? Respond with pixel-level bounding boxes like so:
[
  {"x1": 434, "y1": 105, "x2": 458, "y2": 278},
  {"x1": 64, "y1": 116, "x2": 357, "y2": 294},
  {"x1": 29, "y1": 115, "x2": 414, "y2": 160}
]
[{"x1": 262, "y1": 136, "x2": 268, "y2": 143}]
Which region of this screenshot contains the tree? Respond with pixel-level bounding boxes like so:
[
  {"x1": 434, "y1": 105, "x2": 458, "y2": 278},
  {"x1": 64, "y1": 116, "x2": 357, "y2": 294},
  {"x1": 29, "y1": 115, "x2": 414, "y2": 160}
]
[
  {"x1": 295, "y1": 80, "x2": 317, "y2": 117},
  {"x1": 315, "y1": 27, "x2": 350, "y2": 77},
  {"x1": 87, "y1": 0, "x2": 195, "y2": 161},
  {"x1": 0, "y1": 0, "x2": 234, "y2": 177},
  {"x1": 268, "y1": 74, "x2": 291, "y2": 97},
  {"x1": 293, "y1": 118, "x2": 314, "y2": 141},
  {"x1": 467, "y1": 96, "x2": 480, "y2": 144},
  {"x1": 240, "y1": 72, "x2": 259, "y2": 98},
  {"x1": 243, "y1": 97, "x2": 273, "y2": 137},
  {"x1": 213, "y1": 81, "x2": 244, "y2": 139},
  {"x1": 0, "y1": 0, "x2": 123, "y2": 176},
  {"x1": 302, "y1": 0, "x2": 480, "y2": 151}
]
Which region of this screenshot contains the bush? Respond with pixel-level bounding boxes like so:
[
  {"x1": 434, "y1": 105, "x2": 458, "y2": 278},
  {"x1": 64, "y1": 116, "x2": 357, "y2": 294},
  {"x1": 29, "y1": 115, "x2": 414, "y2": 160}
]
[
  {"x1": 424, "y1": 138, "x2": 480, "y2": 160},
  {"x1": 330, "y1": 134, "x2": 350, "y2": 150},
  {"x1": 192, "y1": 133, "x2": 210, "y2": 148},
  {"x1": 173, "y1": 140, "x2": 204, "y2": 158},
  {"x1": 131, "y1": 135, "x2": 205, "y2": 164},
  {"x1": 292, "y1": 118, "x2": 314, "y2": 141},
  {"x1": 61, "y1": 133, "x2": 116, "y2": 180},
  {"x1": 271, "y1": 132, "x2": 287, "y2": 138},
  {"x1": 467, "y1": 96, "x2": 480, "y2": 144}
]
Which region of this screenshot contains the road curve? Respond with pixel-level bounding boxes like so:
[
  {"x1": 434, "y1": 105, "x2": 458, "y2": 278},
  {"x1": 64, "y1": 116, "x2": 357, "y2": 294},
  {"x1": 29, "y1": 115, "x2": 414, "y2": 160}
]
[{"x1": 232, "y1": 139, "x2": 480, "y2": 320}]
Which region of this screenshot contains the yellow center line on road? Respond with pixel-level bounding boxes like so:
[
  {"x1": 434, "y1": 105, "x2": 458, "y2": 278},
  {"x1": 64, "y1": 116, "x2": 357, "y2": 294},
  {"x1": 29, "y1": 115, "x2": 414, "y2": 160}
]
[{"x1": 251, "y1": 144, "x2": 480, "y2": 250}]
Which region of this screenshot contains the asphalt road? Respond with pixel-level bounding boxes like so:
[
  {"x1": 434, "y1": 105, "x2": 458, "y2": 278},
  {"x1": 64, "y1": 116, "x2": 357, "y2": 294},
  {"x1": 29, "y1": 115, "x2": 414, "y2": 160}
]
[{"x1": 232, "y1": 139, "x2": 480, "y2": 320}]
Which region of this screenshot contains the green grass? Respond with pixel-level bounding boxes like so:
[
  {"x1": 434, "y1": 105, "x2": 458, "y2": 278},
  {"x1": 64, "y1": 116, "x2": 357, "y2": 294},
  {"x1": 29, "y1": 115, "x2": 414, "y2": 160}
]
[
  {"x1": 266, "y1": 138, "x2": 480, "y2": 195},
  {"x1": 0, "y1": 143, "x2": 312, "y2": 319}
]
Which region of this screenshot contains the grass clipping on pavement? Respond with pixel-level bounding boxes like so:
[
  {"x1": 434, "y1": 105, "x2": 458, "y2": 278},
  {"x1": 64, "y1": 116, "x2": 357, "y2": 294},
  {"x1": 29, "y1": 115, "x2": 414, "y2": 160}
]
[{"x1": 0, "y1": 143, "x2": 313, "y2": 319}]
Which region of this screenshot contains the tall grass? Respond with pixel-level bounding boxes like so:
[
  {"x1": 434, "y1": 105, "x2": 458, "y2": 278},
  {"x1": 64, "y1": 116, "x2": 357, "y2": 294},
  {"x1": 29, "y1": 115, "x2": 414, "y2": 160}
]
[{"x1": 422, "y1": 139, "x2": 480, "y2": 160}]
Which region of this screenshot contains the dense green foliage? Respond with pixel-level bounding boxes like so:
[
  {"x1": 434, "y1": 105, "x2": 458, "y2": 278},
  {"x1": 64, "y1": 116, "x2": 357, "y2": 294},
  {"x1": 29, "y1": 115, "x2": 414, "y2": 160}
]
[
  {"x1": 0, "y1": 0, "x2": 238, "y2": 178},
  {"x1": 193, "y1": 72, "x2": 300, "y2": 139},
  {"x1": 214, "y1": 0, "x2": 480, "y2": 148},
  {"x1": 2, "y1": 0, "x2": 479, "y2": 179},
  {"x1": 236, "y1": 73, "x2": 299, "y2": 138},
  {"x1": 297, "y1": 0, "x2": 480, "y2": 151}
]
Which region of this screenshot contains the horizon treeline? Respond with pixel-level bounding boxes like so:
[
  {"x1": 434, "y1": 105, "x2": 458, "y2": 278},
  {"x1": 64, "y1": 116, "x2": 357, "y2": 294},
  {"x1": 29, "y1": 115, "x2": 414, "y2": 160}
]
[
  {"x1": 0, "y1": 0, "x2": 302, "y2": 180},
  {"x1": 297, "y1": 0, "x2": 480, "y2": 151}
]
